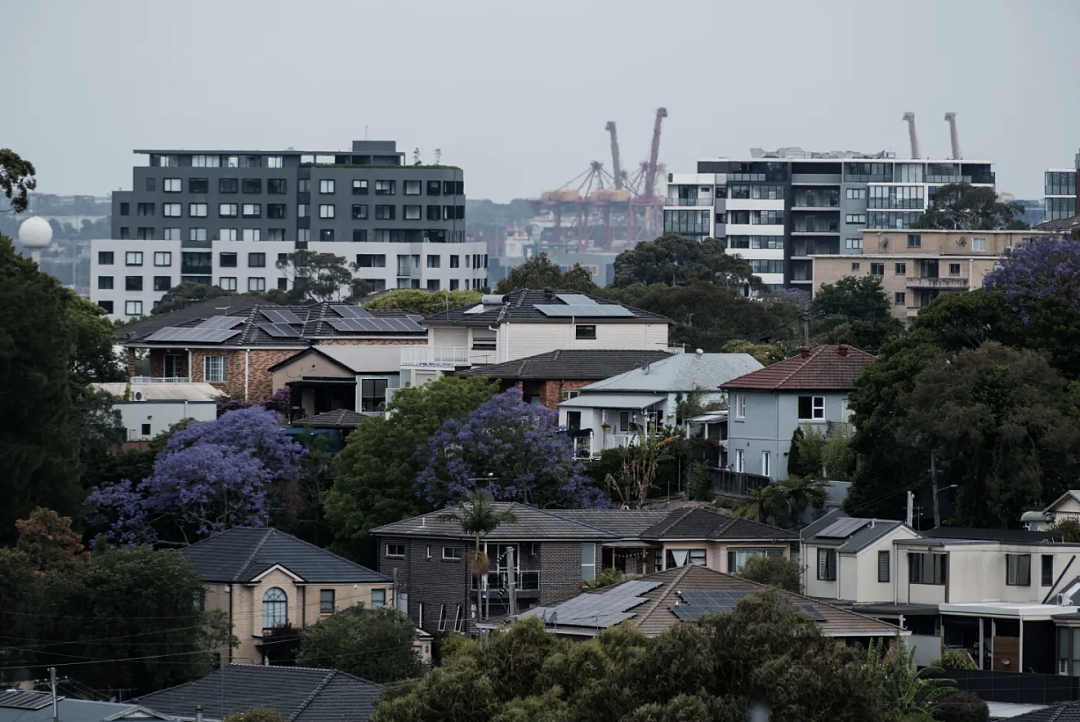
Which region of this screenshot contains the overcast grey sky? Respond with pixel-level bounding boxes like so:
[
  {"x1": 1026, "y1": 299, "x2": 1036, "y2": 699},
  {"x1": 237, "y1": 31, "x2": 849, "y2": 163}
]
[{"x1": 4, "y1": 0, "x2": 1078, "y2": 202}]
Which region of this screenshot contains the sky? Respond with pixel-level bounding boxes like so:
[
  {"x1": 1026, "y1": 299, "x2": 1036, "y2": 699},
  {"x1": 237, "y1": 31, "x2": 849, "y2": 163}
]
[{"x1": 4, "y1": 0, "x2": 1079, "y2": 202}]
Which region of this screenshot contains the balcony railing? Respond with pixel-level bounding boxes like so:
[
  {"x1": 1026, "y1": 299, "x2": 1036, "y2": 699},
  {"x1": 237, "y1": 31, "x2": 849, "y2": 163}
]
[
  {"x1": 905, "y1": 277, "x2": 970, "y2": 289},
  {"x1": 665, "y1": 197, "x2": 713, "y2": 207},
  {"x1": 707, "y1": 467, "x2": 771, "y2": 498},
  {"x1": 470, "y1": 570, "x2": 541, "y2": 593},
  {"x1": 400, "y1": 346, "x2": 469, "y2": 368},
  {"x1": 130, "y1": 376, "x2": 192, "y2": 383}
]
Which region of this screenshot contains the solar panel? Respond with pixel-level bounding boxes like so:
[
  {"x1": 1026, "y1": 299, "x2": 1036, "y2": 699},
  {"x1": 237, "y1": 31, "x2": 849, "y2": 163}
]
[
  {"x1": 519, "y1": 580, "x2": 662, "y2": 628},
  {"x1": 261, "y1": 309, "x2": 303, "y2": 324},
  {"x1": 555, "y1": 293, "x2": 597, "y2": 306},
  {"x1": 149, "y1": 328, "x2": 241, "y2": 343},
  {"x1": 816, "y1": 518, "x2": 870, "y2": 539},
  {"x1": 328, "y1": 317, "x2": 424, "y2": 334},
  {"x1": 198, "y1": 316, "x2": 247, "y2": 329},
  {"x1": 331, "y1": 305, "x2": 372, "y2": 319},
  {"x1": 536, "y1": 304, "x2": 635, "y2": 318},
  {"x1": 258, "y1": 323, "x2": 301, "y2": 338},
  {"x1": 0, "y1": 691, "x2": 54, "y2": 710}
]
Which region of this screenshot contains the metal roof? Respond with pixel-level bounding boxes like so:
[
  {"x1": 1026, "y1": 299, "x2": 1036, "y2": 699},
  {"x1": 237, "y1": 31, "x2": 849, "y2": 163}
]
[
  {"x1": 816, "y1": 518, "x2": 871, "y2": 538},
  {"x1": 581, "y1": 353, "x2": 762, "y2": 394},
  {"x1": 558, "y1": 393, "x2": 667, "y2": 409}
]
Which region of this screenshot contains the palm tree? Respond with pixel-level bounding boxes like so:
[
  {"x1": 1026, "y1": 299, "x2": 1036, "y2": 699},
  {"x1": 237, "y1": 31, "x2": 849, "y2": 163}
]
[
  {"x1": 737, "y1": 484, "x2": 786, "y2": 525},
  {"x1": 865, "y1": 634, "x2": 955, "y2": 718},
  {"x1": 775, "y1": 475, "x2": 828, "y2": 528},
  {"x1": 439, "y1": 491, "x2": 518, "y2": 625}
]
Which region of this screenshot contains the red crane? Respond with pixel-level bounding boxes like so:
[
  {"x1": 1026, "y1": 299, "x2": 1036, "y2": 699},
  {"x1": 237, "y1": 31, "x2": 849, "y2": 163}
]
[{"x1": 628, "y1": 107, "x2": 668, "y2": 243}]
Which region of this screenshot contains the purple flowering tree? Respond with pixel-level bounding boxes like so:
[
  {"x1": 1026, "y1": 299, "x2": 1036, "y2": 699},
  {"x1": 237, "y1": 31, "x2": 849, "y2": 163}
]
[
  {"x1": 90, "y1": 406, "x2": 306, "y2": 545},
  {"x1": 983, "y1": 233, "x2": 1080, "y2": 320},
  {"x1": 416, "y1": 389, "x2": 606, "y2": 508}
]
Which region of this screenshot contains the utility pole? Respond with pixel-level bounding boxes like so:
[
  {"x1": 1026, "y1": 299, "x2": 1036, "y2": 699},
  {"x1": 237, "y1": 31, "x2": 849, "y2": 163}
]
[
  {"x1": 50, "y1": 667, "x2": 58, "y2": 722},
  {"x1": 507, "y1": 547, "x2": 517, "y2": 618},
  {"x1": 931, "y1": 453, "x2": 941, "y2": 529}
]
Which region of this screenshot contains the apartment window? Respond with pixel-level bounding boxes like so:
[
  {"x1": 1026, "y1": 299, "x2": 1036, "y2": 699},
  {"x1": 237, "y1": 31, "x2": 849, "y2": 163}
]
[
  {"x1": 352, "y1": 179, "x2": 368, "y2": 195},
  {"x1": 189, "y1": 228, "x2": 207, "y2": 241},
  {"x1": 437, "y1": 605, "x2": 447, "y2": 632},
  {"x1": 404, "y1": 180, "x2": 421, "y2": 195},
  {"x1": 219, "y1": 178, "x2": 237, "y2": 193},
  {"x1": 1007, "y1": 554, "x2": 1032, "y2": 586},
  {"x1": 442, "y1": 546, "x2": 463, "y2": 561},
  {"x1": 949, "y1": 263, "x2": 961, "y2": 276},
  {"x1": 907, "y1": 233, "x2": 922, "y2": 248},
  {"x1": 219, "y1": 228, "x2": 238, "y2": 241},
  {"x1": 98, "y1": 301, "x2": 113, "y2": 314},
  {"x1": 137, "y1": 203, "x2": 155, "y2": 217},
  {"x1": 894, "y1": 263, "x2": 906, "y2": 275},
  {"x1": 262, "y1": 203, "x2": 285, "y2": 220},
  {"x1": 426, "y1": 255, "x2": 440, "y2": 268},
  {"x1": 352, "y1": 230, "x2": 368, "y2": 242},
  {"x1": 909, "y1": 553, "x2": 947, "y2": 585},
  {"x1": 115, "y1": 227, "x2": 127, "y2": 239},
  {"x1": 453, "y1": 606, "x2": 464, "y2": 633},
  {"x1": 119, "y1": 202, "x2": 130, "y2": 216},
  {"x1": 449, "y1": 255, "x2": 460, "y2": 268},
  {"x1": 666, "y1": 549, "x2": 706, "y2": 569},
  {"x1": 761, "y1": 451, "x2": 771, "y2": 477},
  {"x1": 144, "y1": 178, "x2": 156, "y2": 192},
  {"x1": 317, "y1": 229, "x2": 332, "y2": 242},
  {"x1": 262, "y1": 179, "x2": 286, "y2": 196},
  {"x1": 154, "y1": 276, "x2": 171, "y2": 292},
  {"x1": 427, "y1": 180, "x2": 441, "y2": 195},
  {"x1": 426, "y1": 205, "x2": 441, "y2": 221},
  {"x1": 241, "y1": 178, "x2": 261, "y2": 194},
  {"x1": 125, "y1": 276, "x2": 143, "y2": 291},
  {"x1": 262, "y1": 587, "x2": 287, "y2": 630},
  {"x1": 734, "y1": 393, "x2": 745, "y2": 419},
  {"x1": 98, "y1": 252, "x2": 114, "y2": 265},
  {"x1": 97, "y1": 276, "x2": 113, "y2": 290},
  {"x1": 224, "y1": 156, "x2": 239, "y2": 168},
  {"x1": 351, "y1": 204, "x2": 369, "y2": 220},
  {"x1": 248, "y1": 253, "x2": 266, "y2": 268},
  {"x1": 204, "y1": 355, "x2": 226, "y2": 383},
  {"x1": 375, "y1": 180, "x2": 395, "y2": 195},
  {"x1": 361, "y1": 378, "x2": 389, "y2": 412},
  {"x1": 442, "y1": 205, "x2": 454, "y2": 220},
  {"x1": 242, "y1": 204, "x2": 261, "y2": 218},
  {"x1": 870, "y1": 263, "x2": 885, "y2": 276},
  {"x1": 895, "y1": 292, "x2": 906, "y2": 305},
  {"x1": 219, "y1": 277, "x2": 237, "y2": 291},
  {"x1": 268, "y1": 229, "x2": 285, "y2": 242},
  {"x1": 385, "y1": 543, "x2": 405, "y2": 558},
  {"x1": 124, "y1": 300, "x2": 143, "y2": 316},
  {"x1": 189, "y1": 203, "x2": 208, "y2": 218},
  {"x1": 192, "y1": 154, "x2": 220, "y2": 168},
  {"x1": 319, "y1": 204, "x2": 335, "y2": 219},
  {"x1": 125, "y1": 251, "x2": 143, "y2": 266},
  {"x1": 972, "y1": 237, "x2": 987, "y2": 252},
  {"x1": 817, "y1": 549, "x2": 837, "y2": 581},
  {"x1": 576, "y1": 324, "x2": 597, "y2": 340},
  {"x1": 263, "y1": 156, "x2": 282, "y2": 168},
  {"x1": 581, "y1": 543, "x2": 596, "y2": 581},
  {"x1": 878, "y1": 551, "x2": 890, "y2": 583},
  {"x1": 319, "y1": 589, "x2": 335, "y2": 614},
  {"x1": 136, "y1": 227, "x2": 156, "y2": 241},
  {"x1": 845, "y1": 237, "x2": 863, "y2": 250},
  {"x1": 734, "y1": 448, "x2": 744, "y2": 472},
  {"x1": 352, "y1": 253, "x2": 385, "y2": 270},
  {"x1": 371, "y1": 589, "x2": 386, "y2": 608},
  {"x1": 160, "y1": 203, "x2": 180, "y2": 218},
  {"x1": 798, "y1": 395, "x2": 825, "y2": 420},
  {"x1": 298, "y1": 228, "x2": 310, "y2": 242},
  {"x1": 375, "y1": 205, "x2": 395, "y2": 220},
  {"x1": 161, "y1": 178, "x2": 180, "y2": 193},
  {"x1": 298, "y1": 204, "x2": 309, "y2": 218},
  {"x1": 218, "y1": 252, "x2": 238, "y2": 268},
  {"x1": 426, "y1": 279, "x2": 440, "y2": 291},
  {"x1": 163, "y1": 228, "x2": 181, "y2": 240},
  {"x1": 218, "y1": 203, "x2": 238, "y2": 218},
  {"x1": 404, "y1": 205, "x2": 421, "y2": 220},
  {"x1": 846, "y1": 214, "x2": 867, "y2": 224},
  {"x1": 846, "y1": 188, "x2": 866, "y2": 200},
  {"x1": 852, "y1": 262, "x2": 861, "y2": 271},
  {"x1": 297, "y1": 179, "x2": 310, "y2": 193},
  {"x1": 1041, "y1": 554, "x2": 1055, "y2": 587},
  {"x1": 248, "y1": 277, "x2": 266, "y2": 292}
]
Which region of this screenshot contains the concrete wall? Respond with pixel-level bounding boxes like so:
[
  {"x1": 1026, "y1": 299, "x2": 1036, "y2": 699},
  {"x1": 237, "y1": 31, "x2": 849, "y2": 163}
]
[{"x1": 115, "y1": 399, "x2": 216, "y2": 440}]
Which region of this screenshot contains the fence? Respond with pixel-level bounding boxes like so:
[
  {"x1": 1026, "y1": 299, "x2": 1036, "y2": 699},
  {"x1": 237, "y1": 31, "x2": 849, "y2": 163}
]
[
  {"x1": 934, "y1": 669, "x2": 1080, "y2": 705},
  {"x1": 708, "y1": 467, "x2": 771, "y2": 499}
]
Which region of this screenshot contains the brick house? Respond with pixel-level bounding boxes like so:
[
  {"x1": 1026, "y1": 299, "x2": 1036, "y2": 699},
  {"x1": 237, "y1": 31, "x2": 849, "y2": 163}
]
[{"x1": 121, "y1": 302, "x2": 427, "y2": 403}]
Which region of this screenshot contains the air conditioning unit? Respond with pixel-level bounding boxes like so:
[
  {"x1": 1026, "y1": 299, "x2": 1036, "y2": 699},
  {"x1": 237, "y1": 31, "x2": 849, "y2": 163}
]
[{"x1": 132, "y1": 390, "x2": 146, "y2": 401}]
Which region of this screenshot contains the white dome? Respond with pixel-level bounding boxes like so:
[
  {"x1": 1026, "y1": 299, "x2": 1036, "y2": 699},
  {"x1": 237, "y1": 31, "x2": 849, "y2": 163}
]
[{"x1": 18, "y1": 217, "x2": 53, "y2": 248}]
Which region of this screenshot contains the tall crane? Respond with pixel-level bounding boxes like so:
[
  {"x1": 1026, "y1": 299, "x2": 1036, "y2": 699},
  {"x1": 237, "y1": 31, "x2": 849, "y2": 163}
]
[
  {"x1": 902, "y1": 112, "x2": 920, "y2": 159},
  {"x1": 944, "y1": 112, "x2": 961, "y2": 160},
  {"x1": 605, "y1": 121, "x2": 623, "y2": 190},
  {"x1": 643, "y1": 107, "x2": 668, "y2": 201}
]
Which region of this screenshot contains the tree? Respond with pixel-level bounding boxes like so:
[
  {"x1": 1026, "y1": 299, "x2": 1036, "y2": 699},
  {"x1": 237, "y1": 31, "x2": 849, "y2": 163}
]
[
  {"x1": 933, "y1": 691, "x2": 989, "y2": 722},
  {"x1": 774, "y1": 475, "x2": 828, "y2": 527},
  {"x1": 983, "y1": 234, "x2": 1080, "y2": 322},
  {"x1": 611, "y1": 234, "x2": 728, "y2": 288},
  {"x1": 151, "y1": 282, "x2": 235, "y2": 315},
  {"x1": 495, "y1": 253, "x2": 598, "y2": 294},
  {"x1": 822, "y1": 427, "x2": 857, "y2": 481},
  {"x1": 865, "y1": 635, "x2": 954, "y2": 719},
  {"x1": 13, "y1": 507, "x2": 89, "y2": 573},
  {"x1": 600, "y1": 428, "x2": 683, "y2": 509},
  {"x1": 65, "y1": 290, "x2": 124, "y2": 384},
  {"x1": 276, "y1": 250, "x2": 368, "y2": 303},
  {"x1": 720, "y1": 339, "x2": 791, "y2": 366},
  {"x1": 1053, "y1": 519, "x2": 1080, "y2": 542},
  {"x1": 0, "y1": 148, "x2": 37, "y2": 213},
  {"x1": 364, "y1": 289, "x2": 483, "y2": 316},
  {"x1": 296, "y1": 605, "x2": 423, "y2": 683},
  {"x1": 582, "y1": 567, "x2": 629, "y2": 590},
  {"x1": 324, "y1": 376, "x2": 499, "y2": 563},
  {"x1": 813, "y1": 276, "x2": 891, "y2": 323},
  {"x1": 89, "y1": 407, "x2": 307, "y2": 544},
  {"x1": 224, "y1": 709, "x2": 287, "y2": 722},
  {"x1": 738, "y1": 555, "x2": 801, "y2": 593},
  {"x1": 913, "y1": 183, "x2": 1028, "y2": 231},
  {"x1": 416, "y1": 389, "x2": 604, "y2": 509}
]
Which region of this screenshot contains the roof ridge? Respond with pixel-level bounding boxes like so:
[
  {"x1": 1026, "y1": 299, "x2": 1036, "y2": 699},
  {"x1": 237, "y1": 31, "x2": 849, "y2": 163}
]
[
  {"x1": 235, "y1": 528, "x2": 275, "y2": 582},
  {"x1": 652, "y1": 508, "x2": 694, "y2": 538},
  {"x1": 637, "y1": 565, "x2": 693, "y2": 621},
  {"x1": 531, "y1": 506, "x2": 614, "y2": 536},
  {"x1": 771, "y1": 345, "x2": 827, "y2": 388},
  {"x1": 287, "y1": 669, "x2": 337, "y2": 722}
]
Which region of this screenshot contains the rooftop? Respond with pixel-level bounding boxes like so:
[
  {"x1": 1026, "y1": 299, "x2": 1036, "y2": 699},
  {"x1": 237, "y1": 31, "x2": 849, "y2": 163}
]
[
  {"x1": 458, "y1": 349, "x2": 674, "y2": 381},
  {"x1": 423, "y1": 289, "x2": 671, "y2": 327},
  {"x1": 579, "y1": 351, "x2": 762, "y2": 394},
  {"x1": 115, "y1": 295, "x2": 273, "y2": 343},
  {"x1": 269, "y1": 345, "x2": 404, "y2": 373},
  {"x1": 641, "y1": 506, "x2": 796, "y2": 541},
  {"x1": 92, "y1": 382, "x2": 222, "y2": 402},
  {"x1": 721, "y1": 344, "x2": 875, "y2": 391},
  {"x1": 0, "y1": 692, "x2": 168, "y2": 722}
]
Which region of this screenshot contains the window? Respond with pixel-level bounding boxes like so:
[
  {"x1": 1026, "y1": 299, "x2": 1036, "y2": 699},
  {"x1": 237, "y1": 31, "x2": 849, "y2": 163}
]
[
  {"x1": 894, "y1": 263, "x2": 906, "y2": 275},
  {"x1": 163, "y1": 228, "x2": 181, "y2": 240},
  {"x1": 219, "y1": 277, "x2": 237, "y2": 291},
  {"x1": 125, "y1": 276, "x2": 143, "y2": 291},
  {"x1": 352, "y1": 204, "x2": 369, "y2": 220},
  {"x1": 352, "y1": 179, "x2": 368, "y2": 195},
  {"x1": 845, "y1": 214, "x2": 867, "y2": 224},
  {"x1": 798, "y1": 396, "x2": 824, "y2": 420},
  {"x1": 353, "y1": 232, "x2": 368, "y2": 244},
  {"x1": 949, "y1": 263, "x2": 961, "y2": 276},
  {"x1": 159, "y1": 203, "x2": 179, "y2": 217},
  {"x1": 908, "y1": 553, "x2": 947, "y2": 585},
  {"x1": 98, "y1": 301, "x2": 113, "y2": 314},
  {"x1": 404, "y1": 205, "x2": 422, "y2": 220},
  {"x1": 220, "y1": 228, "x2": 238, "y2": 241},
  {"x1": 319, "y1": 179, "x2": 335, "y2": 194},
  {"x1": 262, "y1": 203, "x2": 285, "y2": 220},
  {"x1": 242, "y1": 204, "x2": 261, "y2": 218},
  {"x1": 146, "y1": 178, "x2": 158, "y2": 192},
  {"x1": 265, "y1": 156, "x2": 282, "y2": 168},
  {"x1": 1007, "y1": 554, "x2": 1032, "y2": 586},
  {"x1": 248, "y1": 253, "x2": 266, "y2": 268},
  {"x1": 375, "y1": 180, "x2": 395, "y2": 195},
  {"x1": 426, "y1": 205, "x2": 441, "y2": 221},
  {"x1": 761, "y1": 451, "x2": 771, "y2": 477},
  {"x1": 262, "y1": 588, "x2": 287, "y2": 630},
  {"x1": 404, "y1": 180, "x2": 421, "y2": 195},
  {"x1": 870, "y1": 263, "x2": 885, "y2": 276},
  {"x1": 218, "y1": 203, "x2": 238, "y2": 218},
  {"x1": 356, "y1": 254, "x2": 386, "y2": 268},
  {"x1": 204, "y1": 355, "x2": 226, "y2": 383},
  {"x1": 727, "y1": 549, "x2": 779, "y2": 572},
  {"x1": 248, "y1": 277, "x2": 266, "y2": 292},
  {"x1": 385, "y1": 543, "x2": 405, "y2": 558},
  {"x1": 426, "y1": 255, "x2": 440, "y2": 268},
  {"x1": 319, "y1": 229, "x2": 334, "y2": 242},
  {"x1": 154, "y1": 252, "x2": 172, "y2": 266},
  {"x1": 1043, "y1": 555, "x2": 1055, "y2": 586},
  {"x1": 576, "y1": 324, "x2": 597, "y2": 340},
  {"x1": 878, "y1": 551, "x2": 890, "y2": 583},
  {"x1": 119, "y1": 202, "x2": 130, "y2": 216},
  {"x1": 192, "y1": 154, "x2": 220, "y2": 168},
  {"x1": 749, "y1": 260, "x2": 784, "y2": 275},
  {"x1": 665, "y1": 549, "x2": 707, "y2": 569},
  {"x1": 219, "y1": 178, "x2": 237, "y2": 193},
  {"x1": 846, "y1": 188, "x2": 866, "y2": 200},
  {"x1": 189, "y1": 228, "x2": 208, "y2": 241},
  {"x1": 320, "y1": 589, "x2": 335, "y2": 614},
  {"x1": 427, "y1": 180, "x2": 441, "y2": 195},
  {"x1": 262, "y1": 179, "x2": 287, "y2": 197},
  {"x1": 734, "y1": 393, "x2": 745, "y2": 419},
  {"x1": 98, "y1": 251, "x2": 114, "y2": 265},
  {"x1": 619, "y1": 411, "x2": 630, "y2": 432},
  {"x1": 124, "y1": 300, "x2": 143, "y2": 316},
  {"x1": 449, "y1": 255, "x2": 460, "y2": 268},
  {"x1": 137, "y1": 203, "x2": 155, "y2": 216},
  {"x1": 852, "y1": 262, "x2": 861, "y2": 271},
  {"x1": 895, "y1": 292, "x2": 906, "y2": 305},
  {"x1": 268, "y1": 229, "x2": 285, "y2": 242},
  {"x1": 141, "y1": 423, "x2": 152, "y2": 436},
  {"x1": 426, "y1": 279, "x2": 439, "y2": 291},
  {"x1": 371, "y1": 589, "x2": 386, "y2": 608},
  {"x1": 97, "y1": 276, "x2": 113, "y2": 290},
  {"x1": 817, "y1": 549, "x2": 837, "y2": 581},
  {"x1": 119, "y1": 227, "x2": 130, "y2": 239},
  {"x1": 161, "y1": 178, "x2": 180, "y2": 193},
  {"x1": 442, "y1": 546, "x2": 463, "y2": 561},
  {"x1": 219, "y1": 252, "x2": 238, "y2": 268},
  {"x1": 375, "y1": 204, "x2": 395, "y2": 220},
  {"x1": 126, "y1": 251, "x2": 144, "y2": 266},
  {"x1": 438, "y1": 604, "x2": 447, "y2": 632},
  {"x1": 152, "y1": 276, "x2": 170, "y2": 291},
  {"x1": 581, "y1": 543, "x2": 596, "y2": 580},
  {"x1": 298, "y1": 204, "x2": 309, "y2": 218},
  {"x1": 907, "y1": 233, "x2": 922, "y2": 248},
  {"x1": 187, "y1": 202, "x2": 208, "y2": 218},
  {"x1": 361, "y1": 378, "x2": 388, "y2": 412},
  {"x1": 845, "y1": 237, "x2": 863, "y2": 250},
  {"x1": 238, "y1": 178, "x2": 260, "y2": 194},
  {"x1": 137, "y1": 227, "x2": 156, "y2": 241},
  {"x1": 972, "y1": 237, "x2": 987, "y2": 252},
  {"x1": 319, "y1": 204, "x2": 335, "y2": 219},
  {"x1": 298, "y1": 179, "x2": 310, "y2": 193},
  {"x1": 453, "y1": 606, "x2": 464, "y2": 633},
  {"x1": 298, "y1": 228, "x2": 310, "y2": 242}
]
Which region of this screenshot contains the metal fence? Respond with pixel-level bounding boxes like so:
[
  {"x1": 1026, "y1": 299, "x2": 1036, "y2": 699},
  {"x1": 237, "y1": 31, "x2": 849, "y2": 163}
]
[{"x1": 935, "y1": 669, "x2": 1080, "y2": 705}]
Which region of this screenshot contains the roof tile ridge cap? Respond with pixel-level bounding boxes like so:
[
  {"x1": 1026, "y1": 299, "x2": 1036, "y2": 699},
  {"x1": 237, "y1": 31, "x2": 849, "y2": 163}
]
[
  {"x1": 282, "y1": 527, "x2": 385, "y2": 576},
  {"x1": 287, "y1": 669, "x2": 337, "y2": 722},
  {"x1": 774, "y1": 345, "x2": 827, "y2": 387},
  {"x1": 637, "y1": 564, "x2": 693, "y2": 621},
  {"x1": 235, "y1": 527, "x2": 275, "y2": 582},
  {"x1": 655, "y1": 508, "x2": 694, "y2": 538}
]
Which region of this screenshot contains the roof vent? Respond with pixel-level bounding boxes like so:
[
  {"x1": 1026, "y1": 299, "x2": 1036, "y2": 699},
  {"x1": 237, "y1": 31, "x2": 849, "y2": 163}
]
[
  {"x1": 800, "y1": 346, "x2": 811, "y2": 359},
  {"x1": 695, "y1": 348, "x2": 704, "y2": 356},
  {"x1": 838, "y1": 344, "x2": 849, "y2": 357},
  {"x1": 543, "y1": 288, "x2": 554, "y2": 300}
]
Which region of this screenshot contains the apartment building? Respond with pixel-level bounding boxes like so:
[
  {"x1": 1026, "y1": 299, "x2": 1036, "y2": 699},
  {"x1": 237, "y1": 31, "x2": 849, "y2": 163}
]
[
  {"x1": 810, "y1": 229, "x2": 1044, "y2": 322},
  {"x1": 93, "y1": 139, "x2": 486, "y2": 320},
  {"x1": 663, "y1": 149, "x2": 996, "y2": 290},
  {"x1": 1044, "y1": 152, "x2": 1079, "y2": 223}
]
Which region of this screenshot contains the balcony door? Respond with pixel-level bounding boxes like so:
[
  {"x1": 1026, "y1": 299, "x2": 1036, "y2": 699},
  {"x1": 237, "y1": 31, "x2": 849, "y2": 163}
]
[{"x1": 164, "y1": 353, "x2": 184, "y2": 378}]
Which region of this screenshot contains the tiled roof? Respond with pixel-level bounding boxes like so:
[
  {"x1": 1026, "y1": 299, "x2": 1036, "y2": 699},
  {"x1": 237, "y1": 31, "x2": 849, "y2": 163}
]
[
  {"x1": 641, "y1": 507, "x2": 797, "y2": 541},
  {"x1": 293, "y1": 409, "x2": 371, "y2": 429},
  {"x1": 116, "y1": 295, "x2": 273, "y2": 342},
  {"x1": 373, "y1": 503, "x2": 617, "y2": 541},
  {"x1": 721, "y1": 344, "x2": 875, "y2": 391},
  {"x1": 423, "y1": 288, "x2": 671, "y2": 327},
  {"x1": 581, "y1": 353, "x2": 763, "y2": 393},
  {"x1": 459, "y1": 349, "x2": 673, "y2": 381},
  {"x1": 180, "y1": 527, "x2": 388, "y2": 583},
  {"x1": 554, "y1": 509, "x2": 671, "y2": 538},
  {"x1": 1001, "y1": 701, "x2": 1080, "y2": 722},
  {"x1": 138, "y1": 664, "x2": 382, "y2": 722}
]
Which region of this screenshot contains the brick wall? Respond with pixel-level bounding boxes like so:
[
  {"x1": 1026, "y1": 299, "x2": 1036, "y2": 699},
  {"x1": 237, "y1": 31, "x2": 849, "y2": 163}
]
[
  {"x1": 538, "y1": 541, "x2": 596, "y2": 604},
  {"x1": 378, "y1": 536, "x2": 475, "y2": 635},
  {"x1": 539, "y1": 380, "x2": 592, "y2": 411}
]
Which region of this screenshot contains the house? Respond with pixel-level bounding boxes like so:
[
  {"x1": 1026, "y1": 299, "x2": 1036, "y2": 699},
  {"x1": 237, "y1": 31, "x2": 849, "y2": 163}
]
[
  {"x1": 457, "y1": 348, "x2": 674, "y2": 410},
  {"x1": 180, "y1": 527, "x2": 392, "y2": 665},
  {"x1": 91, "y1": 381, "x2": 220, "y2": 441},
  {"x1": 121, "y1": 302, "x2": 427, "y2": 403},
  {"x1": 721, "y1": 344, "x2": 875, "y2": 481},
  {"x1": 404, "y1": 289, "x2": 673, "y2": 383},
  {"x1": 373, "y1": 503, "x2": 794, "y2": 636},
  {"x1": 506, "y1": 564, "x2": 903, "y2": 643},
  {"x1": 115, "y1": 296, "x2": 273, "y2": 345},
  {"x1": 269, "y1": 345, "x2": 406, "y2": 420},
  {"x1": 138, "y1": 664, "x2": 382, "y2": 722},
  {"x1": 1022, "y1": 491, "x2": 1080, "y2": 531},
  {"x1": 557, "y1": 351, "x2": 762, "y2": 459},
  {"x1": 281, "y1": 409, "x2": 371, "y2": 454},
  {"x1": 0, "y1": 691, "x2": 172, "y2": 722}
]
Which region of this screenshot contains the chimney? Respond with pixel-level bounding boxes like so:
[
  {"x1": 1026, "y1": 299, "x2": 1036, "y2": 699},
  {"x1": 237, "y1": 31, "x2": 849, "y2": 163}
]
[
  {"x1": 800, "y1": 346, "x2": 810, "y2": 359},
  {"x1": 196, "y1": 706, "x2": 203, "y2": 722},
  {"x1": 543, "y1": 287, "x2": 554, "y2": 300},
  {"x1": 838, "y1": 344, "x2": 849, "y2": 357},
  {"x1": 695, "y1": 348, "x2": 704, "y2": 357}
]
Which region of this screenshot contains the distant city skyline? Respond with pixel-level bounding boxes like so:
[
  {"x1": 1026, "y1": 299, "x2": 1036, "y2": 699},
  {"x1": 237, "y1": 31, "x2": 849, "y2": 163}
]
[{"x1": 4, "y1": 0, "x2": 1078, "y2": 203}]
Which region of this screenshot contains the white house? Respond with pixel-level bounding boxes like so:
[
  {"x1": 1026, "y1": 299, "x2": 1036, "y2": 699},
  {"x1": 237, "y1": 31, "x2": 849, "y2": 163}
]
[
  {"x1": 1021, "y1": 491, "x2": 1080, "y2": 531},
  {"x1": 92, "y1": 381, "x2": 220, "y2": 440}
]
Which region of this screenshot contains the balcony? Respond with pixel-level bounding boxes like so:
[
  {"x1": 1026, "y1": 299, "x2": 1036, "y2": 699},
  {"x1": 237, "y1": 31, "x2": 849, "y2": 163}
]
[
  {"x1": 130, "y1": 376, "x2": 192, "y2": 383},
  {"x1": 664, "y1": 197, "x2": 713, "y2": 207},
  {"x1": 905, "y1": 277, "x2": 970, "y2": 290},
  {"x1": 470, "y1": 570, "x2": 541, "y2": 595},
  {"x1": 707, "y1": 467, "x2": 771, "y2": 499},
  {"x1": 401, "y1": 346, "x2": 469, "y2": 368}
]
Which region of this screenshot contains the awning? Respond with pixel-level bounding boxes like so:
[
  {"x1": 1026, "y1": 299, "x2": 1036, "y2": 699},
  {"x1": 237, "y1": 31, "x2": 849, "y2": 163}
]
[
  {"x1": 602, "y1": 539, "x2": 660, "y2": 548},
  {"x1": 559, "y1": 393, "x2": 666, "y2": 410}
]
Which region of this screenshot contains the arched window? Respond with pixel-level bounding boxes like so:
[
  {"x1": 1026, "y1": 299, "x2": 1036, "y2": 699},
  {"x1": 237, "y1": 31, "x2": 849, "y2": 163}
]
[{"x1": 262, "y1": 587, "x2": 287, "y2": 630}]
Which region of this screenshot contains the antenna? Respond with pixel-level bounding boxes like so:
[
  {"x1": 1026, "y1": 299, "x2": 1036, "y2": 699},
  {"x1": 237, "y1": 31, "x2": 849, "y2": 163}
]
[{"x1": 413, "y1": 147, "x2": 421, "y2": 165}]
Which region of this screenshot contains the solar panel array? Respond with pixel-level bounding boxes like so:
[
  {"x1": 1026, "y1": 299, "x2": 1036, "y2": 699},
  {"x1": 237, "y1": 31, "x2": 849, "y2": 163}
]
[
  {"x1": 262, "y1": 309, "x2": 303, "y2": 324},
  {"x1": 198, "y1": 316, "x2": 247, "y2": 329},
  {"x1": 535, "y1": 304, "x2": 636, "y2": 318},
  {"x1": 258, "y1": 323, "x2": 301, "y2": 338},
  {"x1": 816, "y1": 517, "x2": 870, "y2": 539},
  {"x1": 555, "y1": 293, "x2": 597, "y2": 305},
  {"x1": 669, "y1": 590, "x2": 826, "y2": 622},
  {"x1": 145, "y1": 327, "x2": 242, "y2": 343},
  {"x1": 331, "y1": 305, "x2": 373, "y2": 319},
  {"x1": 521, "y1": 580, "x2": 662, "y2": 628},
  {"x1": 327, "y1": 317, "x2": 425, "y2": 334},
  {"x1": 0, "y1": 691, "x2": 54, "y2": 710}
]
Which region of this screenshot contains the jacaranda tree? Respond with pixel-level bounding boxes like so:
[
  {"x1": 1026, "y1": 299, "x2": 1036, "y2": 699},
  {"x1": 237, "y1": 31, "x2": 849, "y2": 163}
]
[
  {"x1": 416, "y1": 389, "x2": 605, "y2": 508},
  {"x1": 983, "y1": 233, "x2": 1080, "y2": 320},
  {"x1": 90, "y1": 407, "x2": 306, "y2": 544}
]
